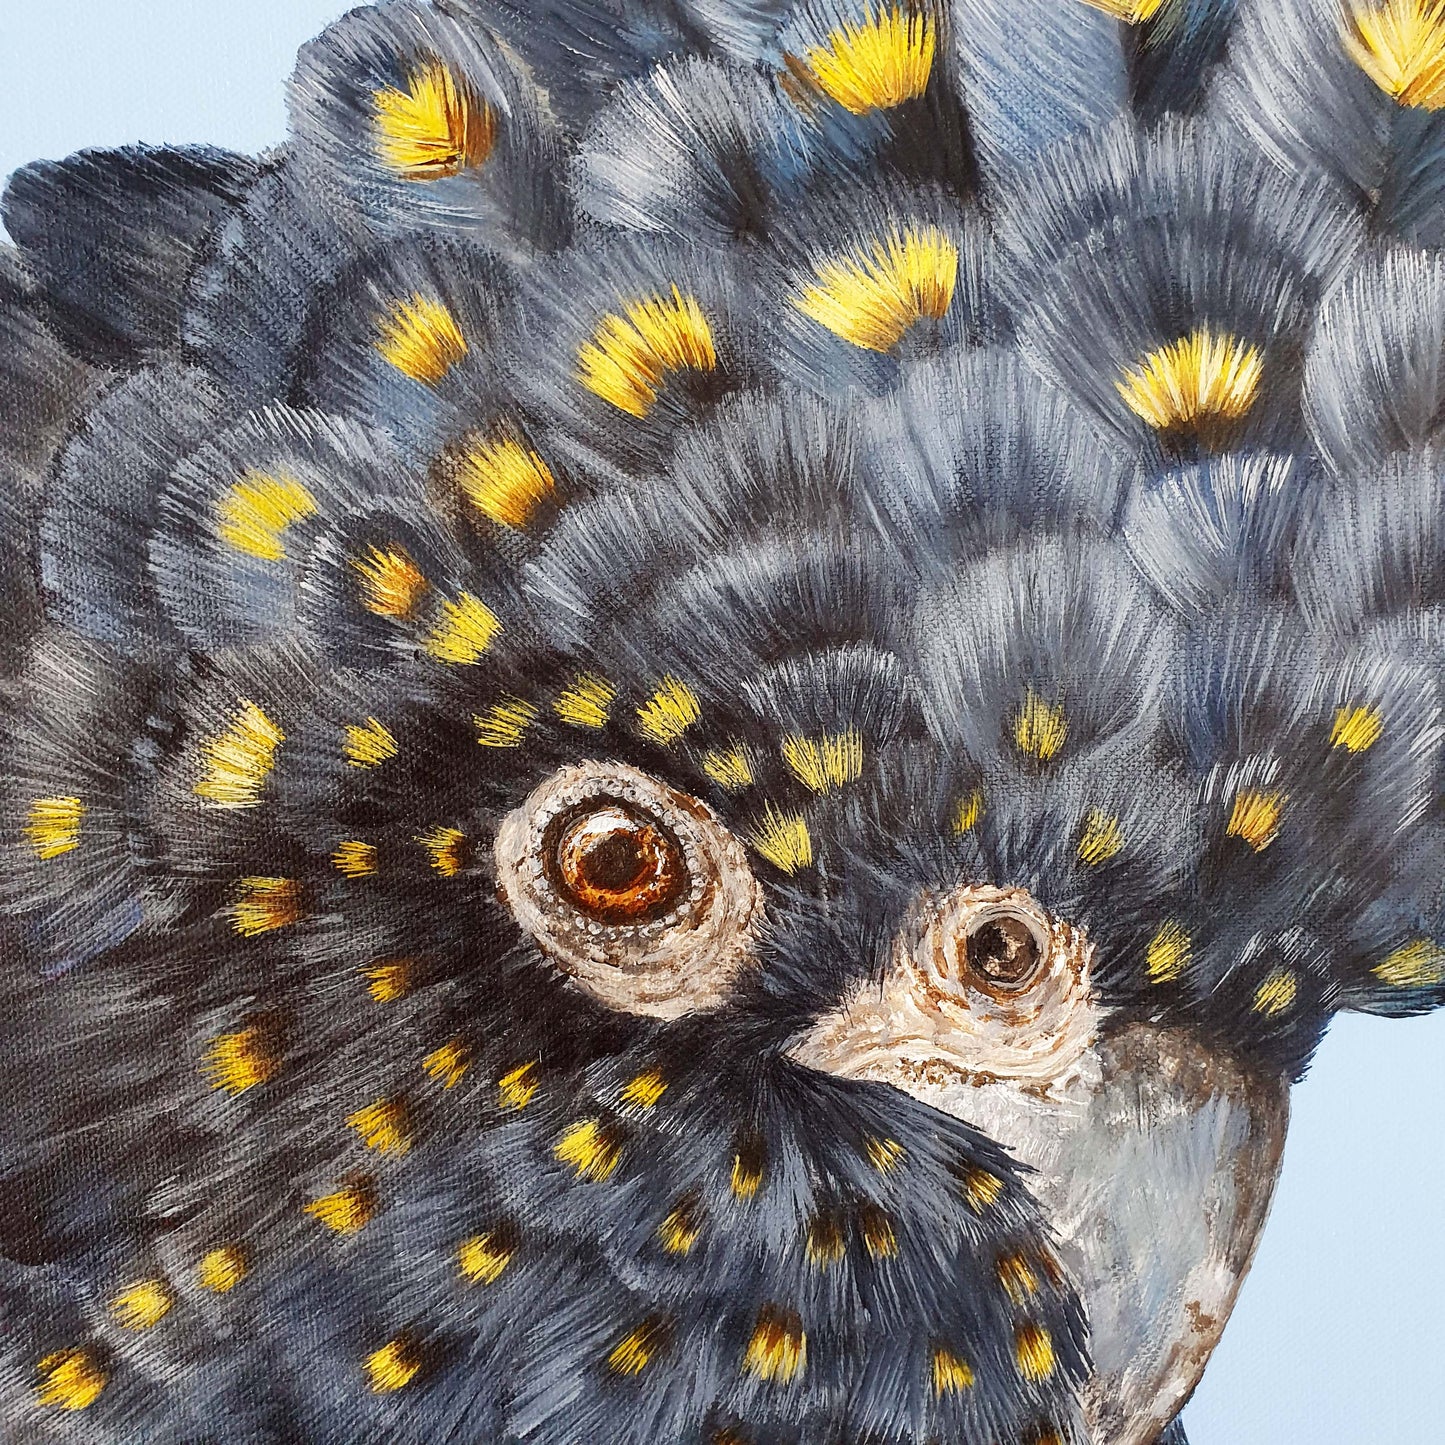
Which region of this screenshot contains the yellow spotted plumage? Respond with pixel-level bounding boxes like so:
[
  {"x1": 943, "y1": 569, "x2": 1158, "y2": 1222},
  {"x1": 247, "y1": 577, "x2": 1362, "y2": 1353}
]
[
  {"x1": 1345, "y1": 0, "x2": 1445, "y2": 108},
  {"x1": 781, "y1": 729, "x2": 864, "y2": 792},
  {"x1": 215, "y1": 471, "x2": 318, "y2": 561},
  {"x1": 743, "y1": 1307, "x2": 807, "y2": 1383},
  {"x1": 458, "y1": 1231, "x2": 515, "y2": 1284},
  {"x1": 195, "y1": 700, "x2": 284, "y2": 808},
  {"x1": 36, "y1": 1350, "x2": 107, "y2": 1411},
  {"x1": 109, "y1": 1278, "x2": 174, "y2": 1330},
  {"x1": 453, "y1": 432, "x2": 557, "y2": 527},
  {"x1": 748, "y1": 804, "x2": 813, "y2": 873},
  {"x1": 365, "y1": 1337, "x2": 422, "y2": 1394},
  {"x1": 554, "y1": 1119, "x2": 623, "y2": 1181},
  {"x1": 1117, "y1": 329, "x2": 1263, "y2": 431},
  {"x1": 24, "y1": 795, "x2": 84, "y2": 859}
]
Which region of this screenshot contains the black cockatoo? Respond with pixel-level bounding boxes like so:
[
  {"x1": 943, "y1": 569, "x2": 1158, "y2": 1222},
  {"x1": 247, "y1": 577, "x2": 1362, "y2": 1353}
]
[{"x1": 2, "y1": 1, "x2": 1444, "y2": 1441}]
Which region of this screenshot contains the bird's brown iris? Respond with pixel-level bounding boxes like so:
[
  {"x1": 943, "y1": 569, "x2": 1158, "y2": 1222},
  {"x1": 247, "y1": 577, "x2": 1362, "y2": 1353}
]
[
  {"x1": 963, "y1": 912, "x2": 1045, "y2": 994},
  {"x1": 547, "y1": 799, "x2": 688, "y2": 924}
]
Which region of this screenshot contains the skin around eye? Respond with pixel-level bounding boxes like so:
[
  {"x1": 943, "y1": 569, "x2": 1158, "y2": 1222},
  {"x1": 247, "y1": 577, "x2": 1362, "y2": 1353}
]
[
  {"x1": 494, "y1": 761, "x2": 763, "y2": 1019},
  {"x1": 962, "y1": 912, "x2": 1046, "y2": 993}
]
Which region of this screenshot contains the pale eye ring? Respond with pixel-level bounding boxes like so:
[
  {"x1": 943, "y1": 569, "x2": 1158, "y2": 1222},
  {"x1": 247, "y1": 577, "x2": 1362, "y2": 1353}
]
[{"x1": 494, "y1": 761, "x2": 763, "y2": 1020}]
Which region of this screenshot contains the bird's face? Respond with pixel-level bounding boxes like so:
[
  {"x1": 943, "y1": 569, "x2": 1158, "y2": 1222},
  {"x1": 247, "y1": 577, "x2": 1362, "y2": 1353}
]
[{"x1": 487, "y1": 725, "x2": 1291, "y2": 1444}]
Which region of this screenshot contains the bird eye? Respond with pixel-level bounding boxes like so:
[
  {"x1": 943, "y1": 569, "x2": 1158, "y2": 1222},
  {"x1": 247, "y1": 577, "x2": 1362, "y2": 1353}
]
[
  {"x1": 495, "y1": 762, "x2": 762, "y2": 1019},
  {"x1": 546, "y1": 799, "x2": 688, "y2": 924},
  {"x1": 962, "y1": 911, "x2": 1046, "y2": 994}
]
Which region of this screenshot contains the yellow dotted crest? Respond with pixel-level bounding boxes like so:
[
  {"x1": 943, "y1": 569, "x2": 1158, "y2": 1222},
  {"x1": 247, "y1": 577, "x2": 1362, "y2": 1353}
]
[
  {"x1": 578, "y1": 287, "x2": 717, "y2": 418},
  {"x1": 347, "y1": 1098, "x2": 412, "y2": 1156},
  {"x1": 1077, "y1": 810, "x2": 1125, "y2": 865},
  {"x1": 198, "y1": 1245, "x2": 248, "y2": 1295},
  {"x1": 636, "y1": 676, "x2": 702, "y2": 743},
  {"x1": 1117, "y1": 328, "x2": 1264, "y2": 432},
  {"x1": 364, "y1": 958, "x2": 412, "y2": 1002},
  {"x1": 332, "y1": 839, "x2": 378, "y2": 878},
  {"x1": 1013, "y1": 690, "x2": 1069, "y2": 761},
  {"x1": 304, "y1": 1180, "x2": 375, "y2": 1234},
  {"x1": 554, "y1": 1119, "x2": 623, "y2": 1181},
  {"x1": 374, "y1": 59, "x2": 496, "y2": 178},
  {"x1": 203, "y1": 1027, "x2": 279, "y2": 1096},
  {"x1": 798, "y1": 5, "x2": 936, "y2": 114},
  {"x1": 425, "y1": 592, "x2": 500, "y2": 663},
  {"x1": 365, "y1": 1336, "x2": 422, "y2": 1394},
  {"x1": 1345, "y1": 0, "x2": 1445, "y2": 108},
  {"x1": 459, "y1": 1230, "x2": 515, "y2": 1285},
  {"x1": 1331, "y1": 704, "x2": 1385, "y2": 752},
  {"x1": 498, "y1": 1060, "x2": 540, "y2": 1110},
  {"x1": 1146, "y1": 920, "x2": 1191, "y2": 983},
  {"x1": 109, "y1": 1278, "x2": 174, "y2": 1330},
  {"x1": 452, "y1": 431, "x2": 556, "y2": 528},
  {"x1": 794, "y1": 226, "x2": 958, "y2": 352},
  {"x1": 931, "y1": 1344, "x2": 975, "y2": 1396},
  {"x1": 215, "y1": 470, "x2": 318, "y2": 561},
  {"x1": 1227, "y1": 788, "x2": 1287, "y2": 851},
  {"x1": 344, "y1": 716, "x2": 398, "y2": 768},
  {"x1": 475, "y1": 697, "x2": 539, "y2": 749},
  {"x1": 703, "y1": 743, "x2": 755, "y2": 791},
  {"x1": 607, "y1": 1317, "x2": 673, "y2": 1376},
  {"x1": 748, "y1": 805, "x2": 814, "y2": 873},
  {"x1": 351, "y1": 545, "x2": 429, "y2": 620},
  {"x1": 423, "y1": 1038, "x2": 472, "y2": 1088},
  {"x1": 1015, "y1": 1323, "x2": 1056, "y2": 1381},
  {"x1": 229, "y1": 876, "x2": 302, "y2": 936},
  {"x1": 375, "y1": 293, "x2": 469, "y2": 385},
  {"x1": 659, "y1": 1195, "x2": 704, "y2": 1255}
]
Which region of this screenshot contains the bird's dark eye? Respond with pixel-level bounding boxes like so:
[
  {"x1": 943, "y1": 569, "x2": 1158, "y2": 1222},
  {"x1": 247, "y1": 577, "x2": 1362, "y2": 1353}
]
[
  {"x1": 546, "y1": 799, "x2": 688, "y2": 924},
  {"x1": 963, "y1": 911, "x2": 1046, "y2": 993}
]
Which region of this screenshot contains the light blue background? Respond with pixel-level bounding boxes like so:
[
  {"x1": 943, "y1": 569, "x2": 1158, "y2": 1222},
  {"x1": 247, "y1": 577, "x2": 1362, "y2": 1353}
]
[{"x1": 2, "y1": 5, "x2": 1443, "y2": 1440}]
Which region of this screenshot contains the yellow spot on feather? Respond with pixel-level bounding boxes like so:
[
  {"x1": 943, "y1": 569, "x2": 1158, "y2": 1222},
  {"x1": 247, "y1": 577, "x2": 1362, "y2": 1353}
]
[
  {"x1": 1345, "y1": 0, "x2": 1445, "y2": 107},
  {"x1": 1079, "y1": 0, "x2": 1166, "y2": 21},
  {"x1": 1253, "y1": 969, "x2": 1299, "y2": 1017},
  {"x1": 1331, "y1": 705, "x2": 1385, "y2": 752},
  {"x1": 203, "y1": 1027, "x2": 278, "y2": 1096},
  {"x1": 417, "y1": 825, "x2": 467, "y2": 876},
  {"x1": 458, "y1": 1231, "x2": 514, "y2": 1284},
  {"x1": 347, "y1": 1098, "x2": 411, "y2": 1156},
  {"x1": 373, "y1": 59, "x2": 496, "y2": 178},
  {"x1": 345, "y1": 716, "x2": 398, "y2": 768},
  {"x1": 351, "y1": 545, "x2": 429, "y2": 620},
  {"x1": 931, "y1": 1344, "x2": 975, "y2": 1395},
  {"x1": 36, "y1": 1350, "x2": 106, "y2": 1411},
  {"x1": 1013, "y1": 690, "x2": 1069, "y2": 761},
  {"x1": 365, "y1": 1337, "x2": 422, "y2": 1394},
  {"x1": 198, "y1": 1245, "x2": 248, "y2": 1295},
  {"x1": 860, "y1": 1204, "x2": 898, "y2": 1260},
  {"x1": 1227, "y1": 788, "x2": 1287, "y2": 851},
  {"x1": 475, "y1": 697, "x2": 539, "y2": 748},
  {"x1": 305, "y1": 1181, "x2": 375, "y2": 1234},
  {"x1": 554, "y1": 1120, "x2": 623, "y2": 1181},
  {"x1": 748, "y1": 805, "x2": 813, "y2": 873},
  {"x1": 425, "y1": 592, "x2": 500, "y2": 663},
  {"x1": 954, "y1": 789, "x2": 984, "y2": 834},
  {"x1": 215, "y1": 470, "x2": 318, "y2": 561},
  {"x1": 498, "y1": 1060, "x2": 540, "y2": 1110},
  {"x1": 794, "y1": 226, "x2": 958, "y2": 352},
  {"x1": 607, "y1": 1317, "x2": 672, "y2": 1376},
  {"x1": 229, "y1": 876, "x2": 302, "y2": 936},
  {"x1": 364, "y1": 959, "x2": 412, "y2": 1002},
  {"x1": 1015, "y1": 1323, "x2": 1056, "y2": 1381},
  {"x1": 195, "y1": 700, "x2": 285, "y2": 808},
  {"x1": 554, "y1": 674, "x2": 615, "y2": 729},
  {"x1": 743, "y1": 1307, "x2": 807, "y2": 1383},
  {"x1": 806, "y1": 1214, "x2": 847, "y2": 1267},
  {"x1": 423, "y1": 1039, "x2": 471, "y2": 1089},
  {"x1": 731, "y1": 1136, "x2": 765, "y2": 1200},
  {"x1": 799, "y1": 5, "x2": 936, "y2": 114},
  {"x1": 453, "y1": 432, "x2": 556, "y2": 527},
  {"x1": 703, "y1": 743, "x2": 754, "y2": 791},
  {"x1": 1117, "y1": 328, "x2": 1263, "y2": 432},
  {"x1": 1147, "y1": 920, "x2": 1191, "y2": 983},
  {"x1": 376, "y1": 293, "x2": 469, "y2": 385},
  {"x1": 637, "y1": 676, "x2": 702, "y2": 743},
  {"x1": 620, "y1": 1071, "x2": 668, "y2": 1109},
  {"x1": 109, "y1": 1278, "x2": 173, "y2": 1330},
  {"x1": 864, "y1": 1135, "x2": 905, "y2": 1173},
  {"x1": 332, "y1": 839, "x2": 378, "y2": 878},
  {"x1": 25, "y1": 795, "x2": 84, "y2": 859},
  {"x1": 1375, "y1": 938, "x2": 1445, "y2": 987},
  {"x1": 997, "y1": 1253, "x2": 1040, "y2": 1305},
  {"x1": 578, "y1": 287, "x2": 717, "y2": 418},
  {"x1": 659, "y1": 1195, "x2": 704, "y2": 1255},
  {"x1": 1078, "y1": 810, "x2": 1125, "y2": 865},
  {"x1": 781, "y1": 729, "x2": 864, "y2": 792},
  {"x1": 960, "y1": 1167, "x2": 1003, "y2": 1212}
]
